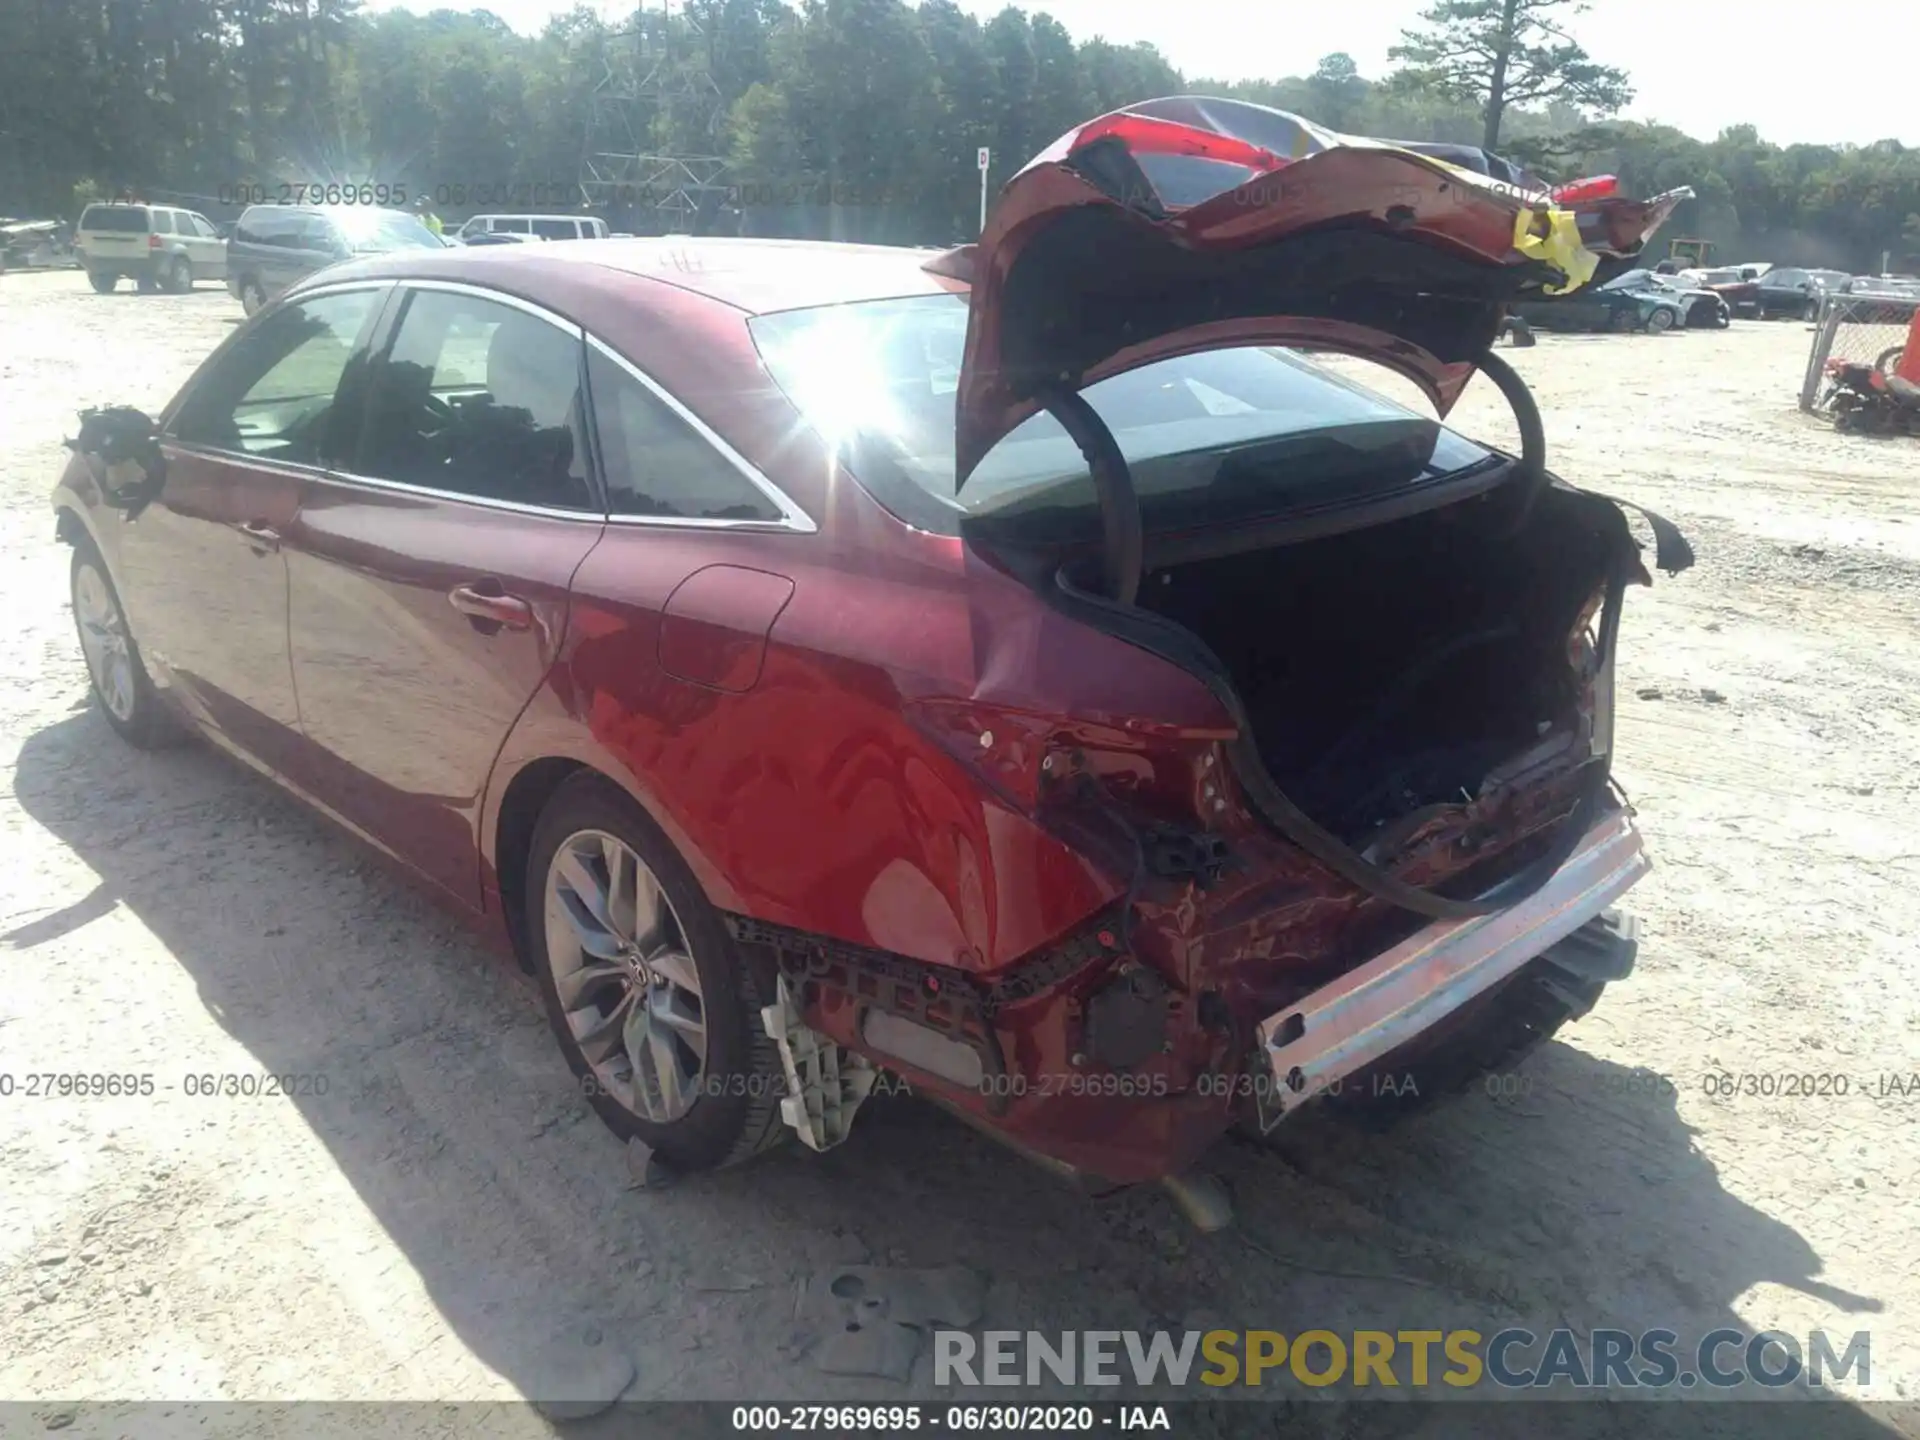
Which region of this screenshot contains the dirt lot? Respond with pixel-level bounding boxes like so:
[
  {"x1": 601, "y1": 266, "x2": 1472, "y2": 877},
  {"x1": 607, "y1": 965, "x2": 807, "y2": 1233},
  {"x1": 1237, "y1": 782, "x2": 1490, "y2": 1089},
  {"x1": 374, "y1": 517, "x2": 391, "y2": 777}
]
[{"x1": 2, "y1": 268, "x2": 1917, "y2": 1438}]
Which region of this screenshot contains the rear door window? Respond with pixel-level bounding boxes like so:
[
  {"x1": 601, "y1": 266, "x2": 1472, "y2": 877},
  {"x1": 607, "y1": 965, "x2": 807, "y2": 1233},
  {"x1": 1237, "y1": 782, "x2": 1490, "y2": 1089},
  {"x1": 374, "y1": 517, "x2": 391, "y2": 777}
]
[
  {"x1": 531, "y1": 218, "x2": 578, "y2": 241},
  {"x1": 585, "y1": 344, "x2": 785, "y2": 522},
  {"x1": 355, "y1": 288, "x2": 593, "y2": 511}
]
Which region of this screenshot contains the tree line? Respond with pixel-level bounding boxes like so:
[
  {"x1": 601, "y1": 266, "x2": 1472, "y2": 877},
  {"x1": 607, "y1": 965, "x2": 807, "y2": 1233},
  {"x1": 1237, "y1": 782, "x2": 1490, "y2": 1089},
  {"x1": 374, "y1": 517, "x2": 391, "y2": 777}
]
[{"x1": 0, "y1": 0, "x2": 1914, "y2": 271}]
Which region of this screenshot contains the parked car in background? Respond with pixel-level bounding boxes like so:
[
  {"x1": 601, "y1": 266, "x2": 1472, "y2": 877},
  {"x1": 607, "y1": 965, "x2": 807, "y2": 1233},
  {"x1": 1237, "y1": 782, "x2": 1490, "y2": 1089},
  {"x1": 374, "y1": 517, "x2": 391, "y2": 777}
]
[
  {"x1": 76, "y1": 202, "x2": 225, "y2": 294},
  {"x1": 1602, "y1": 268, "x2": 1728, "y2": 328},
  {"x1": 0, "y1": 218, "x2": 75, "y2": 272},
  {"x1": 225, "y1": 204, "x2": 443, "y2": 314},
  {"x1": 1515, "y1": 281, "x2": 1687, "y2": 333},
  {"x1": 1756, "y1": 267, "x2": 1850, "y2": 319},
  {"x1": 455, "y1": 214, "x2": 610, "y2": 242},
  {"x1": 1682, "y1": 267, "x2": 1763, "y2": 318},
  {"x1": 1843, "y1": 274, "x2": 1920, "y2": 299}
]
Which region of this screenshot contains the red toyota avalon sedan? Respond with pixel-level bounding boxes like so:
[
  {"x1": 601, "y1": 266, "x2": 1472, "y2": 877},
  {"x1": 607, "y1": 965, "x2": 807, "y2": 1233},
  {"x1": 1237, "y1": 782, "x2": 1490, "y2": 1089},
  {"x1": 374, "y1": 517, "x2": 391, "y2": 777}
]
[{"x1": 54, "y1": 100, "x2": 1693, "y2": 1197}]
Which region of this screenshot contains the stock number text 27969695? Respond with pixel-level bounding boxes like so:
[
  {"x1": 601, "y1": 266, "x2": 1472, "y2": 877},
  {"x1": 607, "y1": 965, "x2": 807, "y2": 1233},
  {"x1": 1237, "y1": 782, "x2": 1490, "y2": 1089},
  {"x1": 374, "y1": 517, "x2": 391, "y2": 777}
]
[{"x1": 219, "y1": 183, "x2": 410, "y2": 207}]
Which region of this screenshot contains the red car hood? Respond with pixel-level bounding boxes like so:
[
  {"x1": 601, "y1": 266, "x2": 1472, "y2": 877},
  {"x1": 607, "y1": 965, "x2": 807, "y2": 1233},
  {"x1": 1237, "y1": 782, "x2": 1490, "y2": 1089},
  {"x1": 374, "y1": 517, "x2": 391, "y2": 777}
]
[{"x1": 929, "y1": 97, "x2": 1690, "y2": 486}]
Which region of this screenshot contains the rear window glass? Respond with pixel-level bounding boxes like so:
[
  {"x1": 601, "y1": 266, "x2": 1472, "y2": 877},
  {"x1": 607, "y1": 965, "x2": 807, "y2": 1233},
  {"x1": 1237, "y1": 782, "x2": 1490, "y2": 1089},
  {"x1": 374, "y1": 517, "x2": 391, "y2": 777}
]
[
  {"x1": 531, "y1": 219, "x2": 577, "y2": 240},
  {"x1": 750, "y1": 293, "x2": 1489, "y2": 541},
  {"x1": 81, "y1": 206, "x2": 149, "y2": 232}
]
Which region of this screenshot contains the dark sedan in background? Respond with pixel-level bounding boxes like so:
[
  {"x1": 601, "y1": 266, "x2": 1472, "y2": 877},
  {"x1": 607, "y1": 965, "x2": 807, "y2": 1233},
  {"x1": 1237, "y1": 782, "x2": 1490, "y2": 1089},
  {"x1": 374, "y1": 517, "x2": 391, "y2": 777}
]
[
  {"x1": 1513, "y1": 281, "x2": 1685, "y2": 333},
  {"x1": 1756, "y1": 267, "x2": 1851, "y2": 319}
]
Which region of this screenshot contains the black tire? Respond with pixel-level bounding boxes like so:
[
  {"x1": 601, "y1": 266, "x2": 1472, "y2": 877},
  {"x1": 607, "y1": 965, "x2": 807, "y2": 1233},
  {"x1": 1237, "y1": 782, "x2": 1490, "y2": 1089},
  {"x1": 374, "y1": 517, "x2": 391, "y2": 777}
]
[
  {"x1": 238, "y1": 276, "x2": 266, "y2": 315},
  {"x1": 87, "y1": 270, "x2": 117, "y2": 294},
  {"x1": 525, "y1": 773, "x2": 789, "y2": 1171},
  {"x1": 167, "y1": 256, "x2": 192, "y2": 293},
  {"x1": 1646, "y1": 306, "x2": 1676, "y2": 333},
  {"x1": 69, "y1": 539, "x2": 181, "y2": 749}
]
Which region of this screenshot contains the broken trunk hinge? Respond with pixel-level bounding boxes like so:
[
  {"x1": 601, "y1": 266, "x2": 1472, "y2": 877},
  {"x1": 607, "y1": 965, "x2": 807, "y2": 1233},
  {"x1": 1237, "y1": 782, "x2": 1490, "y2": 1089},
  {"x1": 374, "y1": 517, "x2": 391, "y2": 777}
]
[
  {"x1": 1142, "y1": 824, "x2": 1239, "y2": 889},
  {"x1": 761, "y1": 975, "x2": 877, "y2": 1153}
]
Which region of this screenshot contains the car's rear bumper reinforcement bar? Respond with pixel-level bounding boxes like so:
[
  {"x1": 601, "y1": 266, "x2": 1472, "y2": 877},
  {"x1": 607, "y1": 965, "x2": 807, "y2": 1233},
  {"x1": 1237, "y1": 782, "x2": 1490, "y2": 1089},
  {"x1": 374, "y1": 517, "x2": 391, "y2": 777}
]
[{"x1": 1257, "y1": 810, "x2": 1648, "y2": 1117}]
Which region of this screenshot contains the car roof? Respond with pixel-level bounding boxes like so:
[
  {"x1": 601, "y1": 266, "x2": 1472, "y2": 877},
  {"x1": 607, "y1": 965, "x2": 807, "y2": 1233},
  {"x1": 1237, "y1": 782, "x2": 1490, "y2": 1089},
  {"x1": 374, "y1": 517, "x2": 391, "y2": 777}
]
[{"x1": 323, "y1": 237, "x2": 963, "y2": 316}]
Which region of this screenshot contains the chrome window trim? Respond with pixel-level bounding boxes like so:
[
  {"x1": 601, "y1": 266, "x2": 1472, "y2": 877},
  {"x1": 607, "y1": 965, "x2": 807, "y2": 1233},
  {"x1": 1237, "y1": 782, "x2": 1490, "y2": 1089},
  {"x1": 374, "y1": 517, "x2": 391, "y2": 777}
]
[
  {"x1": 162, "y1": 275, "x2": 817, "y2": 535},
  {"x1": 314, "y1": 468, "x2": 606, "y2": 523},
  {"x1": 161, "y1": 440, "x2": 330, "y2": 484},
  {"x1": 584, "y1": 332, "x2": 817, "y2": 534}
]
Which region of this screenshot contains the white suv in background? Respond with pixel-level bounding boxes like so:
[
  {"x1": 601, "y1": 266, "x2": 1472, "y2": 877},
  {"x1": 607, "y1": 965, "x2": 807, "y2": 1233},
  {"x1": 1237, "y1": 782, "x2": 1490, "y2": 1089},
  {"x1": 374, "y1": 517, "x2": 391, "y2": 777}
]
[
  {"x1": 75, "y1": 202, "x2": 226, "y2": 294},
  {"x1": 455, "y1": 214, "x2": 610, "y2": 242}
]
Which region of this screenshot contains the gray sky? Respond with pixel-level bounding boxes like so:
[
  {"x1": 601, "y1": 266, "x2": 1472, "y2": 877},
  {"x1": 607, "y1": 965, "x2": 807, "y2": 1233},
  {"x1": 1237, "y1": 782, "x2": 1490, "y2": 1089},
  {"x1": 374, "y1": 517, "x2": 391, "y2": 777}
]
[{"x1": 370, "y1": 0, "x2": 1918, "y2": 148}]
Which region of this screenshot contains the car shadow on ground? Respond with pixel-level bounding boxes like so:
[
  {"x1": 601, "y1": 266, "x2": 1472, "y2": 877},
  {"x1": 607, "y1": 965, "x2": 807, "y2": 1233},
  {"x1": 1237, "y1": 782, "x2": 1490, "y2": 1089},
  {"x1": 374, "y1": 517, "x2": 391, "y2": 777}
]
[{"x1": 10, "y1": 708, "x2": 1909, "y2": 1439}]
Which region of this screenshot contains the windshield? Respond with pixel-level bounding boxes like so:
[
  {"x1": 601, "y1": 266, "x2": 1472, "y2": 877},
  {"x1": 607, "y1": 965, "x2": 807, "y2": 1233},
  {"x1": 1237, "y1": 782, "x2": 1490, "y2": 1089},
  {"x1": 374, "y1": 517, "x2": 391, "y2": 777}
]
[
  {"x1": 329, "y1": 209, "x2": 441, "y2": 253},
  {"x1": 749, "y1": 293, "x2": 1490, "y2": 540}
]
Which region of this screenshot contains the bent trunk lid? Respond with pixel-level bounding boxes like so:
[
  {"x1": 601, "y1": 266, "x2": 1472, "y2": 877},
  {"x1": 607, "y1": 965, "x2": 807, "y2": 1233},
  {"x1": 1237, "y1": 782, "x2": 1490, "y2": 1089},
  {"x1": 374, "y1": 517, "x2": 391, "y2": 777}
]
[{"x1": 934, "y1": 96, "x2": 1689, "y2": 486}]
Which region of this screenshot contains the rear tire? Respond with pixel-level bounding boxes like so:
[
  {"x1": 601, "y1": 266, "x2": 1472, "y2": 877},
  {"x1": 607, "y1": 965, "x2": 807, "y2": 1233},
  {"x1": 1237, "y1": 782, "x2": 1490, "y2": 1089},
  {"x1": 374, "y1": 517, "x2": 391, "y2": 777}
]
[
  {"x1": 70, "y1": 539, "x2": 181, "y2": 749},
  {"x1": 87, "y1": 270, "x2": 117, "y2": 294},
  {"x1": 167, "y1": 256, "x2": 192, "y2": 293},
  {"x1": 238, "y1": 276, "x2": 266, "y2": 315},
  {"x1": 525, "y1": 773, "x2": 789, "y2": 1172},
  {"x1": 1646, "y1": 306, "x2": 1676, "y2": 333}
]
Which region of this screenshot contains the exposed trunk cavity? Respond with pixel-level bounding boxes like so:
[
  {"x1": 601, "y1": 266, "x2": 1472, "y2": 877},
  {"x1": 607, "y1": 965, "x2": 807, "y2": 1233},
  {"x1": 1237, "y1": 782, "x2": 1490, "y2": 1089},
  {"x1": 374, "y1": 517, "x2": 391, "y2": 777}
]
[{"x1": 1130, "y1": 483, "x2": 1621, "y2": 849}]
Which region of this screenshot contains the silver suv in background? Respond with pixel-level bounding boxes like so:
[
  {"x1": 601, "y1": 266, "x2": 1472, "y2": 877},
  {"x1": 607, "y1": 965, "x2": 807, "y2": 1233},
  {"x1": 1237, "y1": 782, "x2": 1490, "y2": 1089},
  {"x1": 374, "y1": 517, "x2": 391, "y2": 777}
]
[
  {"x1": 76, "y1": 203, "x2": 225, "y2": 294},
  {"x1": 225, "y1": 204, "x2": 445, "y2": 313}
]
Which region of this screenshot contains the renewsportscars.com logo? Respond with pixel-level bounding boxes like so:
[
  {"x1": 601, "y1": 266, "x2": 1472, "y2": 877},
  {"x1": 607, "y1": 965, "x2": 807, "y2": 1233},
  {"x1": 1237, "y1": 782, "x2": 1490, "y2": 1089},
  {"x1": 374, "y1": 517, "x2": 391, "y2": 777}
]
[{"x1": 934, "y1": 1328, "x2": 1872, "y2": 1392}]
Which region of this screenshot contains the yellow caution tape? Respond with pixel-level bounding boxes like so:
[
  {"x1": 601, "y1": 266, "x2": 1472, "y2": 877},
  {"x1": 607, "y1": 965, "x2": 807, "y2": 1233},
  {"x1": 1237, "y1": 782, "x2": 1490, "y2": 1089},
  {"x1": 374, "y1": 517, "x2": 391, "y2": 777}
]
[{"x1": 1512, "y1": 205, "x2": 1598, "y2": 294}]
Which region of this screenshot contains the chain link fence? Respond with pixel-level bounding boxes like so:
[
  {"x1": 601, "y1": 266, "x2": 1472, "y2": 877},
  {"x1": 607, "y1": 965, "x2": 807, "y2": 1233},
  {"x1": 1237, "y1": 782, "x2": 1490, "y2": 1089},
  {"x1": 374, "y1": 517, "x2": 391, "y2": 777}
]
[{"x1": 1799, "y1": 292, "x2": 1919, "y2": 411}]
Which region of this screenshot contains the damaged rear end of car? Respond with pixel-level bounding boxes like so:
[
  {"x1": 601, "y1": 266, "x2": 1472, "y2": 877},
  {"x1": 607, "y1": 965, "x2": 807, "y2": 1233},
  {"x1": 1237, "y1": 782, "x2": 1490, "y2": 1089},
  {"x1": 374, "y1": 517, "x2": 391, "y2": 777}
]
[{"x1": 749, "y1": 97, "x2": 1693, "y2": 1189}]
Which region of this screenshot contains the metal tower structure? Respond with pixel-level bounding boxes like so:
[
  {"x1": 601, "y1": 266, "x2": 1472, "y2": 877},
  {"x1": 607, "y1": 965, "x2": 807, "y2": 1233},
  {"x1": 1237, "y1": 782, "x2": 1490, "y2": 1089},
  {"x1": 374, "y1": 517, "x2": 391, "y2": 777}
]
[{"x1": 578, "y1": 0, "x2": 731, "y2": 233}]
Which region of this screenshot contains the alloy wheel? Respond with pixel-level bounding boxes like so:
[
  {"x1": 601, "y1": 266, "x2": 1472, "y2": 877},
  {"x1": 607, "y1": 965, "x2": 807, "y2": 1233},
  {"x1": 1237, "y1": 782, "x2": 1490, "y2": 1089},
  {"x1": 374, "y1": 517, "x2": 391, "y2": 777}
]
[
  {"x1": 542, "y1": 829, "x2": 708, "y2": 1123},
  {"x1": 73, "y1": 560, "x2": 136, "y2": 723}
]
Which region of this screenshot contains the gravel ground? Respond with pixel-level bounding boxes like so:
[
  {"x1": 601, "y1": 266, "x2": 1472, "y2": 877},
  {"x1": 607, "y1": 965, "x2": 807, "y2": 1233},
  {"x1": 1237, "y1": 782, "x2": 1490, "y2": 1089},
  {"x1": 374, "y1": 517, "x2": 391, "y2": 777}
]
[{"x1": 2, "y1": 268, "x2": 1917, "y2": 1439}]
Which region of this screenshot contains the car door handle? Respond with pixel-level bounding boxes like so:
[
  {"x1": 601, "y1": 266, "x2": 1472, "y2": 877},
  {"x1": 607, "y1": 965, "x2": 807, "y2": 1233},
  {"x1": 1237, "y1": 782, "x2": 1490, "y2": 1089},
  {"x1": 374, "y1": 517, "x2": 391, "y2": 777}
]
[
  {"x1": 448, "y1": 583, "x2": 533, "y2": 631},
  {"x1": 236, "y1": 520, "x2": 280, "y2": 552}
]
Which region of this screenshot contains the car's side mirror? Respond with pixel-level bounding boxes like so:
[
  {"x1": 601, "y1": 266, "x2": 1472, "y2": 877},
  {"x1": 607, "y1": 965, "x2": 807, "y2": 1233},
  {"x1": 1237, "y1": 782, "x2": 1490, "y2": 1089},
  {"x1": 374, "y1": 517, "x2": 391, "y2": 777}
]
[{"x1": 66, "y1": 406, "x2": 167, "y2": 520}]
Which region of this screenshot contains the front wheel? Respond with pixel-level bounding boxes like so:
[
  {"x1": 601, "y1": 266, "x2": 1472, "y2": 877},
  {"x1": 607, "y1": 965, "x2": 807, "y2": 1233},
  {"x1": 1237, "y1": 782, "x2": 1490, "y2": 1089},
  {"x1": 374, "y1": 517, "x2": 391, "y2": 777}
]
[
  {"x1": 526, "y1": 773, "x2": 790, "y2": 1172},
  {"x1": 70, "y1": 541, "x2": 180, "y2": 748},
  {"x1": 237, "y1": 276, "x2": 266, "y2": 315}
]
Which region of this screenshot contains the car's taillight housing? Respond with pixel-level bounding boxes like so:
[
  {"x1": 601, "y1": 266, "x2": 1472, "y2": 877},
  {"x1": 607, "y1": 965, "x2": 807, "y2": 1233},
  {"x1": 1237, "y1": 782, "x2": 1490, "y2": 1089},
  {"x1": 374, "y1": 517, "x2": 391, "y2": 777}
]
[
  {"x1": 147, "y1": 233, "x2": 162, "y2": 249},
  {"x1": 903, "y1": 696, "x2": 1233, "y2": 830},
  {"x1": 1567, "y1": 581, "x2": 1614, "y2": 760}
]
